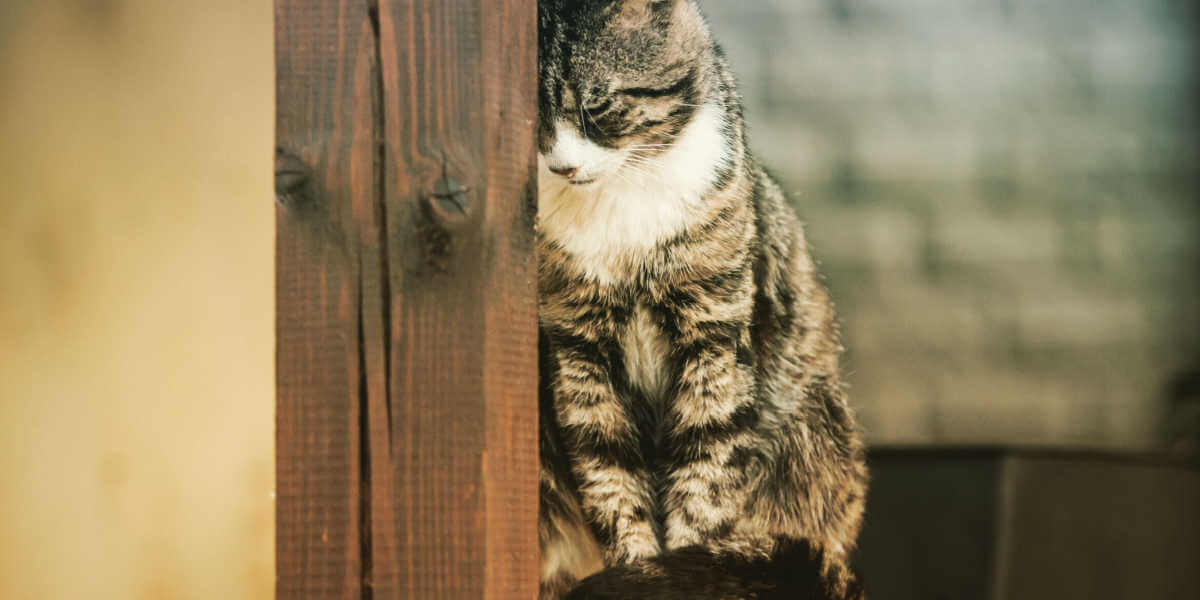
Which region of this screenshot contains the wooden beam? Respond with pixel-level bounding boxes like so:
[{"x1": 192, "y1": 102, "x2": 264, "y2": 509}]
[
  {"x1": 275, "y1": 0, "x2": 374, "y2": 596},
  {"x1": 275, "y1": 1, "x2": 538, "y2": 598}
]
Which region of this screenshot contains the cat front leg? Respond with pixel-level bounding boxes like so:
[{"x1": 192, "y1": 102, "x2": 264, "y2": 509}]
[
  {"x1": 655, "y1": 275, "x2": 761, "y2": 550},
  {"x1": 546, "y1": 329, "x2": 662, "y2": 565}
]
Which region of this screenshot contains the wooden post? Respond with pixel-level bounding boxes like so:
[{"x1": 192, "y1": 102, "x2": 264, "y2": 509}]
[{"x1": 274, "y1": 1, "x2": 538, "y2": 598}]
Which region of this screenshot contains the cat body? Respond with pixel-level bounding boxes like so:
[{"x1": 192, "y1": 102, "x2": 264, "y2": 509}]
[{"x1": 537, "y1": 1, "x2": 867, "y2": 598}]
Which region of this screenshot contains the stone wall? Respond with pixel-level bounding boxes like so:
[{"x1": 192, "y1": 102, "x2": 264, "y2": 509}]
[{"x1": 702, "y1": 0, "x2": 1200, "y2": 449}]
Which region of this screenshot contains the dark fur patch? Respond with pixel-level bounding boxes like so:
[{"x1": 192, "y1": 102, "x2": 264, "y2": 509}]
[{"x1": 564, "y1": 539, "x2": 863, "y2": 600}]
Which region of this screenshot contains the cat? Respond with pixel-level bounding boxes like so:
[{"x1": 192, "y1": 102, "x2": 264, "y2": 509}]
[{"x1": 536, "y1": 1, "x2": 868, "y2": 598}]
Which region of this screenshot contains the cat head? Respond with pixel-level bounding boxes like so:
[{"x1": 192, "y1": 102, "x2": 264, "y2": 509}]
[{"x1": 538, "y1": 0, "x2": 714, "y2": 186}]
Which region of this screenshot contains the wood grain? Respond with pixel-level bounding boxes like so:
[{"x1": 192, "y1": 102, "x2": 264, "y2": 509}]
[
  {"x1": 276, "y1": 1, "x2": 538, "y2": 598},
  {"x1": 378, "y1": 0, "x2": 539, "y2": 597},
  {"x1": 276, "y1": 1, "x2": 374, "y2": 597}
]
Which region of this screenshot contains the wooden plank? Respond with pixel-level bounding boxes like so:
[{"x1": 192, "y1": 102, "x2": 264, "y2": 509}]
[
  {"x1": 278, "y1": 0, "x2": 538, "y2": 598},
  {"x1": 477, "y1": 5, "x2": 540, "y2": 597},
  {"x1": 377, "y1": 1, "x2": 539, "y2": 598},
  {"x1": 275, "y1": 0, "x2": 376, "y2": 597}
]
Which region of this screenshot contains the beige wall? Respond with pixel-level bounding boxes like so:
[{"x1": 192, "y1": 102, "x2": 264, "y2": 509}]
[{"x1": 0, "y1": 2, "x2": 274, "y2": 598}]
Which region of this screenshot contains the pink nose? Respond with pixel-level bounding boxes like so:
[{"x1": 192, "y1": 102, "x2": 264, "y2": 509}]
[{"x1": 549, "y1": 165, "x2": 579, "y2": 179}]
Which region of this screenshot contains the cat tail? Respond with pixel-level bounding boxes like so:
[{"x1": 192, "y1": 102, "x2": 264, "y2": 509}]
[{"x1": 563, "y1": 538, "x2": 864, "y2": 600}]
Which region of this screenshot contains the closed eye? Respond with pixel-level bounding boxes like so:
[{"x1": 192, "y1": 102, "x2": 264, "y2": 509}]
[
  {"x1": 618, "y1": 70, "x2": 696, "y2": 99},
  {"x1": 583, "y1": 98, "x2": 613, "y2": 115}
]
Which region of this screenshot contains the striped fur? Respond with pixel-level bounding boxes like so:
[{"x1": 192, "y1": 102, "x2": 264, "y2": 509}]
[{"x1": 537, "y1": 1, "x2": 868, "y2": 598}]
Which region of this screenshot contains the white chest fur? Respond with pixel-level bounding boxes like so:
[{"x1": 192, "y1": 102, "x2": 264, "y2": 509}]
[
  {"x1": 621, "y1": 305, "x2": 671, "y2": 404},
  {"x1": 537, "y1": 102, "x2": 729, "y2": 284}
]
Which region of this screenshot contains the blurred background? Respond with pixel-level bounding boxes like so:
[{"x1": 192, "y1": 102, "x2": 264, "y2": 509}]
[
  {"x1": 0, "y1": 0, "x2": 1196, "y2": 599},
  {"x1": 705, "y1": 0, "x2": 1200, "y2": 451},
  {"x1": 0, "y1": 1, "x2": 273, "y2": 599},
  {"x1": 701, "y1": 2, "x2": 1200, "y2": 597}
]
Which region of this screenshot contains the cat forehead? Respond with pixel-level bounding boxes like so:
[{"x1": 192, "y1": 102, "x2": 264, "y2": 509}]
[
  {"x1": 556, "y1": 1, "x2": 670, "y2": 51},
  {"x1": 551, "y1": 0, "x2": 705, "y2": 43},
  {"x1": 551, "y1": 0, "x2": 704, "y2": 81},
  {"x1": 554, "y1": 0, "x2": 673, "y2": 21}
]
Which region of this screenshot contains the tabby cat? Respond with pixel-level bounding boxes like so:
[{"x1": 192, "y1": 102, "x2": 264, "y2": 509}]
[{"x1": 536, "y1": 1, "x2": 868, "y2": 598}]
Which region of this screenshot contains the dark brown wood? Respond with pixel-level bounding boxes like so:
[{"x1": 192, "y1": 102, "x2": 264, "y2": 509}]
[
  {"x1": 276, "y1": 0, "x2": 538, "y2": 598},
  {"x1": 275, "y1": 1, "x2": 374, "y2": 597},
  {"x1": 377, "y1": 1, "x2": 539, "y2": 597}
]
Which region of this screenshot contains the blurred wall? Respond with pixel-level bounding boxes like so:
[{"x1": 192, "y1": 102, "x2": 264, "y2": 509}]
[
  {"x1": 703, "y1": 0, "x2": 1200, "y2": 450},
  {"x1": 0, "y1": 1, "x2": 273, "y2": 599}
]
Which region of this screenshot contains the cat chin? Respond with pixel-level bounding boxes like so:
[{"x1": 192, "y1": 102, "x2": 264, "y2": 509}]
[{"x1": 537, "y1": 102, "x2": 729, "y2": 283}]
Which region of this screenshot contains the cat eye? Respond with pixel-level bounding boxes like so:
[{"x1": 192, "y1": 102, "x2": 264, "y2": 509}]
[
  {"x1": 617, "y1": 70, "x2": 696, "y2": 99},
  {"x1": 582, "y1": 97, "x2": 613, "y2": 115}
]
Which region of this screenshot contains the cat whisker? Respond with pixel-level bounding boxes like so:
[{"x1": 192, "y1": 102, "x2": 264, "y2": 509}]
[
  {"x1": 623, "y1": 156, "x2": 664, "y2": 171},
  {"x1": 621, "y1": 161, "x2": 661, "y2": 175},
  {"x1": 619, "y1": 163, "x2": 667, "y2": 186},
  {"x1": 626, "y1": 155, "x2": 665, "y2": 167},
  {"x1": 578, "y1": 102, "x2": 591, "y2": 139},
  {"x1": 616, "y1": 159, "x2": 654, "y2": 176},
  {"x1": 540, "y1": 185, "x2": 577, "y2": 223}
]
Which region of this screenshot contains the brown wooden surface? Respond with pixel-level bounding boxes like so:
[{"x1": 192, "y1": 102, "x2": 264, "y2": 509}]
[{"x1": 275, "y1": 1, "x2": 538, "y2": 598}]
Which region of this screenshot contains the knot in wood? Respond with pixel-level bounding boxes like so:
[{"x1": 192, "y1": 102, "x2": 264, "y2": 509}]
[
  {"x1": 274, "y1": 148, "x2": 312, "y2": 207},
  {"x1": 425, "y1": 175, "x2": 472, "y2": 223}
]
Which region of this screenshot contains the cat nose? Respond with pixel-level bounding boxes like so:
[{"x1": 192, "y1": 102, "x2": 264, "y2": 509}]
[{"x1": 549, "y1": 164, "x2": 580, "y2": 179}]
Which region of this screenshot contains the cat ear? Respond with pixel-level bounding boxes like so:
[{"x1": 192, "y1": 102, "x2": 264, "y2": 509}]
[
  {"x1": 618, "y1": 0, "x2": 676, "y2": 11},
  {"x1": 618, "y1": 0, "x2": 676, "y2": 23}
]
